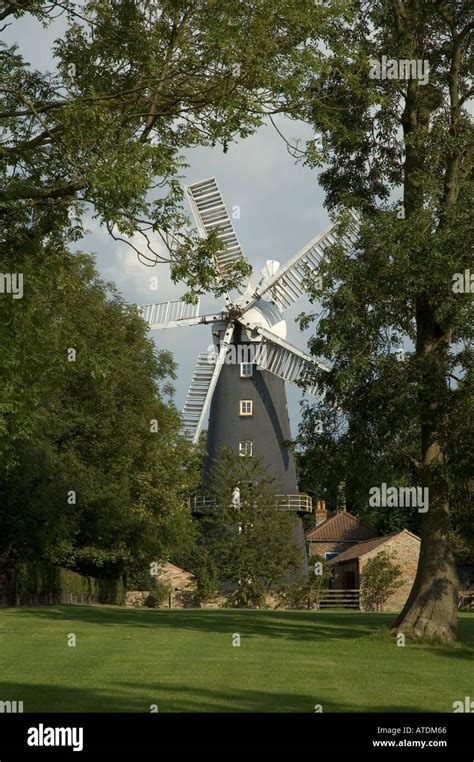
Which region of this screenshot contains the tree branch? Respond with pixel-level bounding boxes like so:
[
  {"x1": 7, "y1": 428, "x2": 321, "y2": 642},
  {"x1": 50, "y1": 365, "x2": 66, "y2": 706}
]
[
  {"x1": 0, "y1": 180, "x2": 84, "y2": 202},
  {"x1": 4, "y1": 124, "x2": 63, "y2": 153}
]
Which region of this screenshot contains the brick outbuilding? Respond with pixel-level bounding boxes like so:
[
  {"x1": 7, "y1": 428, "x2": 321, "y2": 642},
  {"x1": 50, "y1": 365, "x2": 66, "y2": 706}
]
[
  {"x1": 330, "y1": 529, "x2": 421, "y2": 611},
  {"x1": 125, "y1": 562, "x2": 196, "y2": 608},
  {"x1": 305, "y1": 506, "x2": 377, "y2": 559}
]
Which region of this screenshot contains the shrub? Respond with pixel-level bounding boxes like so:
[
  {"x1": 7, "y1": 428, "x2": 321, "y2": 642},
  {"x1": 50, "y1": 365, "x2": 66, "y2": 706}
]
[
  {"x1": 224, "y1": 579, "x2": 266, "y2": 609},
  {"x1": 279, "y1": 557, "x2": 332, "y2": 610},
  {"x1": 0, "y1": 562, "x2": 127, "y2": 607},
  {"x1": 360, "y1": 551, "x2": 403, "y2": 611},
  {"x1": 97, "y1": 577, "x2": 125, "y2": 606},
  {"x1": 144, "y1": 583, "x2": 171, "y2": 608}
]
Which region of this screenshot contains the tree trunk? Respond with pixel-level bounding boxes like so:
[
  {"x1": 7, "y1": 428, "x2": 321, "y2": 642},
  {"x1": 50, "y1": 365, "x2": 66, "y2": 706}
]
[
  {"x1": 393, "y1": 300, "x2": 459, "y2": 642},
  {"x1": 393, "y1": 503, "x2": 459, "y2": 643},
  {"x1": 391, "y1": 9, "x2": 461, "y2": 641}
]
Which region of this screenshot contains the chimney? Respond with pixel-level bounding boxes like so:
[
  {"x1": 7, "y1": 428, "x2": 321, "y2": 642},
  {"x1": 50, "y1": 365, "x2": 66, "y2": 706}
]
[{"x1": 314, "y1": 500, "x2": 327, "y2": 526}]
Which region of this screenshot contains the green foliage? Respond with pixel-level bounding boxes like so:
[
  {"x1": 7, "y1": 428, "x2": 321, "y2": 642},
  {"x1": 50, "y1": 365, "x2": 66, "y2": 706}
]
[
  {"x1": 198, "y1": 448, "x2": 304, "y2": 606},
  {"x1": 294, "y1": 1, "x2": 474, "y2": 598},
  {"x1": 187, "y1": 548, "x2": 220, "y2": 606},
  {"x1": 144, "y1": 582, "x2": 171, "y2": 609},
  {"x1": 0, "y1": 0, "x2": 328, "y2": 299},
  {"x1": 360, "y1": 552, "x2": 403, "y2": 612},
  {"x1": 173, "y1": 535, "x2": 221, "y2": 605},
  {"x1": 6, "y1": 563, "x2": 62, "y2": 605},
  {"x1": 2, "y1": 562, "x2": 123, "y2": 606},
  {"x1": 280, "y1": 555, "x2": 332, "y2": 610},
  {"x1": 0, "y1": 238, "x2": 199, "y2": 581},
  {"x1": 58, "y1": 568, "x2": 98, "y2": 599},
  {"x1": 97, "y1": 577, "x2": 126, "y2": 606}
]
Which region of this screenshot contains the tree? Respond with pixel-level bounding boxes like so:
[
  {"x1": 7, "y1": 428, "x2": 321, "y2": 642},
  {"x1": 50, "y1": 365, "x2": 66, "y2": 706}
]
[
  {"x1": 281, "y1": 555, "x2": 332, "y2": 610},
  {"x1": 294, "y1": 0, "x2": 473, "y2": 642},
  {"x1": 360, "y1": 552, "x2": 403, "y2": 612},
  {"x1": 0, "y1": 237, "x2": 200, "y2": 582},
  {"x1": 174, "y1": 543, "x2": 220, "y2": 606},
  {"x1": 0, "y1": 0, "x2": 326, "y2": 299},
  {"x1": 199, "y1": 448, "x2": 304, "y2": 607}
]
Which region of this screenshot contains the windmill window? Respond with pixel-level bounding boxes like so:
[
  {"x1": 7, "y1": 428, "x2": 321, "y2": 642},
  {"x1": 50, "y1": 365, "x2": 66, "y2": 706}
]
[
  {"x1": 239, "y1": 440, "x2": 253, "y2": 457},
  {"x1": 240, "y1": 363, "x2": 253, "y2": 378},
  {"x1": 239, "y1": 400, "x2": 253, "y2": 416}
]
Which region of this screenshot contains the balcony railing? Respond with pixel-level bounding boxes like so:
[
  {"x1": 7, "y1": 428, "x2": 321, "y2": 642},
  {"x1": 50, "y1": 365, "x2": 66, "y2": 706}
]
[
  {"x1": 191, "y1": 496, "x2": 216, "y2": 512},
  {"x1": 191, "y1": 494, "x2": 312, "y2": 514},
  {"x1": 276, "y1": 494, "x2": 313, "y2": 512}
]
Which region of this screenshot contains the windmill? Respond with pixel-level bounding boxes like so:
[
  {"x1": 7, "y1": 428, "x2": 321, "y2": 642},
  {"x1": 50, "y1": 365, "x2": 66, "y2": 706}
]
[{"x1": 140, "y1": 177, "x2": 358, "y2": 515}]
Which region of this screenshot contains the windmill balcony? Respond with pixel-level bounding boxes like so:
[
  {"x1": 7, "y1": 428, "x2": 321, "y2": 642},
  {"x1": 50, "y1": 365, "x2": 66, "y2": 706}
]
[
  {"x1": 277, "y1": 494, "x2": 313, "y2": 513},
  {"x1": 190, "y1": 494, "x2": 312, "y2": 515}
]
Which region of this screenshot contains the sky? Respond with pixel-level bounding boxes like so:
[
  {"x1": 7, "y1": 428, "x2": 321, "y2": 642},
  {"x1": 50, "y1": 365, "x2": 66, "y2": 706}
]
[
  {"x1": 5, "y1": 11, "x2": 332, "y2": 436},
  {"x1": 89, "y1": 120, "x2": 330, "y2": 434}
]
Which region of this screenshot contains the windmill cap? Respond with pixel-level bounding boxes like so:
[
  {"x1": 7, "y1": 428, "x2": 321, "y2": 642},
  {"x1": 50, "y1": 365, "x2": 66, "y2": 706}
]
[{"x1": 241, "y1": 298, "x2": 287, "y2": 341}]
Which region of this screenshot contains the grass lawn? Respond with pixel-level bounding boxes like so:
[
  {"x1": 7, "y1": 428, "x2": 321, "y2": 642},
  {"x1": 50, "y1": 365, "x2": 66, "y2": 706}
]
[{"x1": 0, "y1": 606, "x2": 472, "y2": 712}]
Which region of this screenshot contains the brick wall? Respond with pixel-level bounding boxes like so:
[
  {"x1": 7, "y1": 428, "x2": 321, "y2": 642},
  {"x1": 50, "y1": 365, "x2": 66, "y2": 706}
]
[
  {"x1": 125, "y1": 563, "x2": 197, "y2": 608},
  {"x1": 157, "y1": 563, "x2": 195, "y2": 591},
  {"x1": 332, "y1": 560, "x2": 359, "y2": 588},
  {"x1": 307, "y1": 541, "x2": 355, "y2": 557},
  {"x1": 359, "y1": 531, "x2": 420, "y2": 611}
]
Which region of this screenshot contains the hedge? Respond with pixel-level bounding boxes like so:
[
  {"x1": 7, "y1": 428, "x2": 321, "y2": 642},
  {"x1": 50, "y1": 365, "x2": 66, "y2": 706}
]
[{"x1": 0, "y1": 562, "x2": 125, "y2": 607}]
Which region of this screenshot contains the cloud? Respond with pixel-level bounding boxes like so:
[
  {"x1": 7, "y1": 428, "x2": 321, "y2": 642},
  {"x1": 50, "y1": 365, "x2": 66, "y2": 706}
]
[{"x1": 73, "y1": 115, "x2": 328, "y2": 427}]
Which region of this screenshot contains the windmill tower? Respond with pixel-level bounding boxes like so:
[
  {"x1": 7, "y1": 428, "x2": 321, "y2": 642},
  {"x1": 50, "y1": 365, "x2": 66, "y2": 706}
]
[{"x1": 140, "y1": 178, "x2": 357, "y2": 518}]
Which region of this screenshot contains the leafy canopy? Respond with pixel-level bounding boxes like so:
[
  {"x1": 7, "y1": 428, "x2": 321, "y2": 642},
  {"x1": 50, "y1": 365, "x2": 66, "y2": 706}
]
[
  {"x1": 0, "y1": 237, "x2": 199, "y2": 577},
  {"x1": 1, "y1": 0, "x2": 331, "y2": 299}
]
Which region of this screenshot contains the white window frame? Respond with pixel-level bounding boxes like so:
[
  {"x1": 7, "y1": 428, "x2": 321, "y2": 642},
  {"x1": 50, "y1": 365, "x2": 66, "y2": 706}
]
[
  {"x1": 239, "y1": 440, "x2": 253, "y2": 457},
  {"x1": 240, "y1": 362, "x2": 253, "y2": 378},
  {"x1": 239, "y1": 399, "x2": 253, "y2": 416}
]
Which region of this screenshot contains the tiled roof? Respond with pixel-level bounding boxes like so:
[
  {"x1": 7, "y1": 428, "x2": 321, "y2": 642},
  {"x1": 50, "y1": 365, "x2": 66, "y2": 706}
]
[
  {"x1": 305, "y1": 511, "x2": 376, "y2": 542},
  {"x1": 159, "y1": 562, "x2": 195, "y2": 579},
  {"x1": 329, "y1": 529, "x2": 420, "y2": 563}
]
